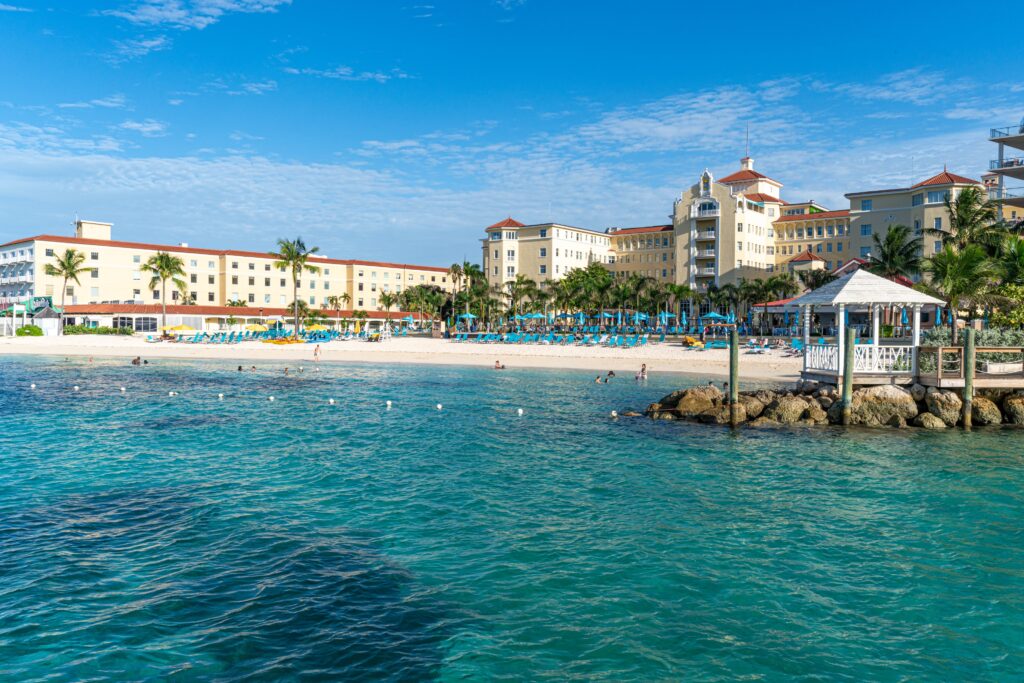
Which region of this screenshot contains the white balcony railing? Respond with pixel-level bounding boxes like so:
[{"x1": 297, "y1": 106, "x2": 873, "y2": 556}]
[
  {"x1": 854, "y1": 345, "x2": 915, "y2": 374},
  {"x1": 691, "y1": 207, "x2": 721, "y2": 218},
  {"x1": 696, "y1": 250, "x2": 716, "y2": 258},
  {"x1": 698, "y1": 267, "x2": 716, "y2": 275},
  {"x1": 696, "y1": 230, "x2": 716, "y2": 240},
  {"x1": 990, "y1": 157, "x2": 1024, "y2": 171}
]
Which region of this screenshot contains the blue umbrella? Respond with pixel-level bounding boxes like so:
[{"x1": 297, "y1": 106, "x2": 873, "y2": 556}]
[
  {"x1": 661, "y1": 312, "x2": 676, "y2": 319},
  {"x1": 783, "y1": 311, "x2": 790, "y2": 326},
  {"x1": 844, "y1": 308, "x2": 850, "y2": 326},
  {"x1": 616, "y1": 311, "x2": 622, "y2": 327},
  {"x1": 458, "y1": 313, "x2": 477, "y2": 320},
  {"x1": 576, "y1": 312, "x2": 585, "y2": 324},
  {"x1": 900, "y1": 308, "x2": 908, "y2": 326},
  {"x1": 680, "y1": 310, "x2": 687, "y2": 328},
  {"x1": 601, "y1": 311, "x2": 614, "y2": 319},
  {"x1": 401, "y1": 315, "x2": 415, "y2": 323}
]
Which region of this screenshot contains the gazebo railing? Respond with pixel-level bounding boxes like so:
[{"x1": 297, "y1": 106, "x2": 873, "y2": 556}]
[
  {"x1": 853, "y1": 345, "x2": 915, "y2": 374},
  {"x1": 806, "y1": 343, "x2": 839, "y2": 372}
]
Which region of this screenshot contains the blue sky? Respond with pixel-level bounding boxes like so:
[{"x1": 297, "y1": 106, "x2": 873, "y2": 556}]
[{"x1": 1, "y1": 1, "x2": 1021, "y2": 265}]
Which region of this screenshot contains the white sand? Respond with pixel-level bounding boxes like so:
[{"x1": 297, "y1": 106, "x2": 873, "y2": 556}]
[{"x1": 0, "y1": 335, "x2": 801, "y2": 382}]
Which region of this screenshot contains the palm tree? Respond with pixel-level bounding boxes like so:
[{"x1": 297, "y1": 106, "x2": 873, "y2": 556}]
[
  {"x1": 325, "y1": 293, "x2": 351, "y2": 327},
  {"x1": 927, "y1": 185, "x2": 1004, "y2": 253},
  {"x1": 504, "y1": 274, "x2": 538, "y2": 317},
  {"x1": 273, "y1": 237, "x2": 320, "y2": 336},
  {"x1": 226, "y1": 299, "x2": 248, "y2": 307},
  {"x1": 998, "y1": 235, "x2": 1024, "y2": 285},
  {"x1": 44, "y1": 248, "x2": 94, "y2": 311},
  {"x1": 142, "y1": 251, "x2": 187, "y2": 333},
  {"x1": 797, "y1": 269, "x2": 837, "y2": 291},
  {"x1": 868, "y1": 224, "x2": 922, "y2": 279},
  {"x1": 921, "y1": 244, "x2": 1000, "y2": 343},
  {"x1": 378, "y1": 292, "x2": 398, "y2": 320}
]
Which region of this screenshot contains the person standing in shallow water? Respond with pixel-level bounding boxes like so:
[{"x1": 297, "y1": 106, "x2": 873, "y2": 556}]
[{"x1": 313, "y1": 345, "x2": 321, "y2": 363}]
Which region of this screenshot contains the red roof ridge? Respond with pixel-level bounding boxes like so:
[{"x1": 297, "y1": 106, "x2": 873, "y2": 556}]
[
  {"x1": 789, "y1": 250, "x2": 826, "y2": 262},
  {"x1": 910, "y1": 169, "x2": 980, "y2": 188},
  {"x1": 719, "y1": 169, "x2": 781, "y2": 185},
  {"x1": 741, "y1": 192, "x2": 785, "y2": 204},
  {"x1": 487, "y1": 217, "x2": 525, "y2": 229},
  {"x1": 61, "y1": 303, "x2": 415, "y2": 319}
]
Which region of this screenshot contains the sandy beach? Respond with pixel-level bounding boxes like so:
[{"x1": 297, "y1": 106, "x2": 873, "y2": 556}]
[{"x1": 0, "y1": 335, "x2": 801, "y2": 382}]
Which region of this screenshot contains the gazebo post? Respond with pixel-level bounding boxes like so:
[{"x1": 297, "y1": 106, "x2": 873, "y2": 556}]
[
  {"x1": 872, "y1": 304, "x2": 880, "y2": 346},
  {"x1": 912, "y1": 304, "x2": 922, "y2": 377},
  {"x1": 837, "y1": 303, "x2": 846, "y2": 377},
  {"x1": 802, "y1": 304, "x2": 811, "y2": 373}
]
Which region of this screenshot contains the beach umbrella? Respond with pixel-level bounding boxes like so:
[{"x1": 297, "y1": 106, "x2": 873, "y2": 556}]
[
  {"x1": 783, "y1": 311, "x2": 789, "y2": 326},
  {"x1": 680, "y1": 310, "x2": 687, "y2": 327},
  {"x1": 844, "y1": 308, "x2": 850, "y2": 326},
  {"x1": 305, "y1": 324, "x2": 328, "y2": 332},
  {"x1": 900, "y1": 308, "x2": 908, "y2": 326},
  {"x1": 401, "y1": 315, "x2": 415, "y2": 323},
  {"x1": 616, "y1": 311, "x2": 622, "y2": 326},
  {"x1": 576, "y1": 312, "x2": 586, "y2": 324},
  {"x1": 600, "y1": 311, "x2": 614, "y2": 319},
  {"x1": 245, "y1": 323, "x2": 268, "y2": 332},
  {"x1": 458, "y1": 313, "x2": 477, "y2": 320}
]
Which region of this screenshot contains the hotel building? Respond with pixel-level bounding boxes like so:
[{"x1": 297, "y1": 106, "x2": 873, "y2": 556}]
[
  {"x1": 481, "y1": 218, "x2": 613, "y2": 286},
  {"x1": 0, "y1": 220, "x2": 452, "y2": 311}
]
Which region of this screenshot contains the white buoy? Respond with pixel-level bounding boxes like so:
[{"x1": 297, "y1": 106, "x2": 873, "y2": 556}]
[
  {"x1": 73, "y1": 386, "x2": 80, "y2": 392},
  {"x1": 436, "y1": 403, "x2": 443, "y2": 411},
  {"x1": 30, "y1": 383, "x2": 36, "y2": 389},
  {"x1": 168, "y1": 391, "x2": 176, "y2": 397},
  {"x1": 268, "y1": 396, "x2": 275, "y2": 402},
  {"x1": 610, "y1": 410, "x2": 618, "y2": 418},
  {"x1": 120, "y1": 387, "x2": 126, "y2": 393},
  {"x1": 218, "y1": 393, "x2": 224, "y2": 400},
  {"x1": 328, "y1": 398, "x2": 335, "y2": 405},
  {"x1": 517, "y1": 408, "x2": 524, "y2": 416}
]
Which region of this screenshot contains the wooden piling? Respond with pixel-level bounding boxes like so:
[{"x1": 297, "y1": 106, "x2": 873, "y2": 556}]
[
  {"x1": 841, "y1": 325, "x2": 855, "y2": 426},
  {"x1": 729, "y1": 327, "x2": 739, "y2": 426},
  {"x1": 962, "y1": 327, "x2": 975, "y2": 429}
]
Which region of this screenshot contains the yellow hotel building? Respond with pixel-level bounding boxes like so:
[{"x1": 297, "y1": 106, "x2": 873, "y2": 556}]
[{"x1": 0, "y1": 220, "x2": 452, "y2": 311}]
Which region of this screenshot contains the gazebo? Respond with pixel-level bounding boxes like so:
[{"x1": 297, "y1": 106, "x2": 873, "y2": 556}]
[{"x1": 789, "y1": 269, "x2": 945, "y2": 384}]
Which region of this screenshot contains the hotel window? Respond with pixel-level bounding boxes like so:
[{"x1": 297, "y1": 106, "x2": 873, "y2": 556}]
[
  {"x1": 309, "y1": 296, "x2": 316, "y2": 305},
  {"x1": 837, "y1": 243, "x2": 843, "y2": 252},
  {"x1": 490, "y1": 233, "x2": 500, "y2": 240},
  {"x1": 358, "y1": 283, "x2": 364, "y2": 291},
  {"x1": 91, "y1": 269, "x2": 99, "y2": 278},
  {"x1": 248, "y1": 277, "x2": 255, "y2": 286},
  {"x1": 933, "y1": 217, "x2": 942, "y2": 230},
  {"x1": 737, "y1": 223, "x2": 743, "y2": 232},
  {"x1": 248, "y1": 293, "x2": 255, "y2": 303},
  {"x1": 191, "y1": 274, "x2": 198, "y2": 284},
  {"x1": 208, "y1": 261, "x2": 215, "y2": 269},
  {"x1": 265, "y1": 278, "x2": 270, "y2": 286},
  {"x1": 310, "y1": 281, "x2": 316, "y2": 290},
  {"x1": 662, "y1": 253, "x2": 668, "y2": 262},
  {"x1": 133, "y1": 289, "x2": 140, "y2": 298},
  {"x1": 264, "y1": 294, "x2": 271, "y2": 304},
  {"x1": 133, "y1": 271, "x2": 141, "y2": 281},
  {"x1": 914, "y1": 219, "x2": 921, "y2": 233},
  {"x1": 91, "y1": 287, "x2": 99, "y2": 297},
  {"x1": 539, "y1": 229, "x2": 547, "y2": 238},
  {"x1": 912, "y1": 193, "x2": 924, "y2": 206},
  {"x1": 324, "y1": 282, "x2": 330, "y2": 290},
  {"x1": 371, "y1": 284, "x2": 377, "y2": 292},
  {"x1": 45, "y1": 248, "x2": 54, "y2": 256},
  {"x1": 493, "y1": 266, "x2": 498, "y2": 275},
  {"x1": 232, "y1": 276, "x2": 238, "y2": 285},
  {"x1": 506, "y1": 266, "x2": 515, "y2": 277},
  {"x1": 860, "y1": 224, "x2": 872, "y2": 236},
  {"x1": 861, "y1": 199, "x2": 873, "y2": 211},
  {"x1": 493, "y1": 250, "x2": 498, "y2": 259},
  {"x1": 358, "y1": 298, "x2": 364, "y2": 307},
  {"x1": 407, "y1": 274, "x2": 413, "y2": 281},
  {"x1": 358, "y1": 270, "x2": 364, "y2": 277},
  {"x1": 90, "y1": 252, "x2": 99, "y2": 260},
  {"x1": 265, "y1": 264, "x2": 271, "y2": 271},
  {"x1": 540, "y1": 248, "x2": 547, "y2": 257},
  {"x1": 737, "y1": 242, "x2": 743, "y2": 251},
  {"x1": 827, "y1": 243, "x2": 833, "y2": 252},
  {"x1": 816, "y1": 244, "x2": 822, "y2": 252},
  {"x1": 131, "y1": 254, "x2": 140, "y2": 263},
  {"x1": 248, "y1": 263, "x2": 254, "y2": 270},
  {"x1": 279, "y1": 295, "x2": 286, "y2": 305},
  {"x1": 280, "y1": 279, "x2": 286, "y2": 287},
  {"x1": 209, "y1": 275, "x2": 215, "y2": 284},
  {"x1": 232, "y1": 261, "x2": 238, "y2": 269},
  {"x1": 507, "y1": 250, "x2": 515, "y2": 259},
  {"x1": 926, "y1": 190, "x2": 948, "y2": 204},
  {"x1": 190, "y1": 259, "x2": 197, "y2": 267},
  {"x1": 934, "y1": 240, "x2": 942, "y2": 252},
  {"x1": 540, "y1": 265, "x2": 547, "y2": 274},
  {"x1": 816, "y1": 226, "x2": 823, "y2": 237},
  {"x1": 153, "y1": 290, "x2": 160, "y2": 300},
  {"x1": 662, "y1": 269, "x2": 667, "y2": 278},
  {"x1": 860, "y1": 247, "x2": 871, "y2": 257}
]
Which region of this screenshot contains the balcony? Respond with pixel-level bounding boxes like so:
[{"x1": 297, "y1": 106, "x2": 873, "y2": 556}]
[
  {"x1": 691, "y1": 206, "x2": 720, "y2": 219},
  {"x1": 990, "y1": 157, "x2": 1024, "y2": 181},
  {"x1": 990, "y1": 187, "x2": 1024, "y2": 208},
  {"x1": 695, "y1": 230, "x2": 716, "y2": 241},
  {"x1": 991, "y1": 123, "x2": 1024, "y2": 152},
  {"x1": 696, "y1": 249, "x2": 716, "y2": 258},
  {"x1": 698, "y1": 267, "x2": 716, "y2": 276}
]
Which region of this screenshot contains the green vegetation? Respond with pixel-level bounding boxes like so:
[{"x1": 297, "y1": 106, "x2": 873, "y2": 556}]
[
  {"x1": 273, "y1": 237, "x2": 320, "y2": 336},
  {"x1": 15, "y1": 324, "x2": 43, "y2": 336},
  {"x1": 44, "y1": 248, "x2": 94, "y2": 309},
  {"x1": 63, "y1": 325, "x2": 135, "y2": 335},
  {"x1": 142, "y1": 251, "x2": 188, "y2": 332}
]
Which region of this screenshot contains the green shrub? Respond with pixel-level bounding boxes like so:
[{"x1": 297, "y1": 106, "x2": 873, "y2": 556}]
[
  {"x1": 919, "y1": 327, "x2": 1024, "y2": 373},
  {"x1": 15, "y1": 324, "x2": 43, "y2": 337},
  {"x1": 63, "y1": 325, "x2": 135, "y2": 336}
]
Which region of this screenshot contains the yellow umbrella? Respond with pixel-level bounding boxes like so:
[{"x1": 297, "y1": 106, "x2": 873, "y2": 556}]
[
  {"x1": 172, "y1": 324, "x2": 195, "y2": 331},
  {"x1": 305, "y1": 324, "x2": 328, "y2": 332},
  {"x1": 246, "y1": 323, "x2": 268, "y2": 332}
]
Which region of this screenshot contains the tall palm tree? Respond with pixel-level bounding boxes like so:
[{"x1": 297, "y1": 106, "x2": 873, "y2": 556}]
[
  {"x1": 665, "y1": 283, "x2": 693, "y2": 323},
  {"x1": 927, "y1": 185, "x2": 1004, "y2": 253},
  {"x1": 44, "y1": 248, "x2": 94, "y2": 310},
  {"x1": 868, "y1": 224, "x2": 922, "y2": 279},
  {"x1": 378, "y1": 292, "x2": 398, "y2": 320},
  {"x1": 797, "y1": 269, "x2": 837, "y2": 291},
  {"x1": 921, "y1": 244, "x2": 1000, "y2": 343},
  {"x1": 998, "y1": 235, "x2": 1024, "y2": 285},
  {"x1": 273, "y1": 237, "x2": 320, "y2": 335},
  {"x1": 142, "y1": 251, "x2": 187, "y2": 333}
]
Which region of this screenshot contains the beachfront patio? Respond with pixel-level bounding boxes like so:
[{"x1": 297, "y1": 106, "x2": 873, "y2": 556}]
[{"x1": 790, "y1": 269, "x2": 945, "y2": 386}]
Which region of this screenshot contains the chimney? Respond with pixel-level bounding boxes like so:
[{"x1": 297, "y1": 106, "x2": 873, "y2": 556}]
[
  {"x1": 75, "y1": 220, "x2": 112, "y2": 241},
  {"x1": 740, "y1": 156, "x2": 754, "y2": 171}
]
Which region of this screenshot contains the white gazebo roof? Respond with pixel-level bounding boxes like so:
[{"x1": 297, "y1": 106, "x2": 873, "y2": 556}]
[{"x1": 789, "y1": 269, "x2": 945, "y2": 307}]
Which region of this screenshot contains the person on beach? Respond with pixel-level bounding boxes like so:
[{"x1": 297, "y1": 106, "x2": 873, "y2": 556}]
[
  {"x1": 238, "y1": 365, "x2": 244, "y2": 372},
  {"x1": 313, "y1": 345, "x2": 321, "y2": 363},
  {"x1": 594, "y1": 375, "x2": 603, "y2": 383},
  {"x1": 494, "y1": 360, "x2": 505, "y2": 370},
  {"x1": 636, "y1": 364, "x2": 647, "y2": 381},
  {"x1": 131, "y1": 357, "x2": 141, "y2": 366},
  {"x1": 251, "y1": 366, "x2": 257, "y2": 372},
  {"x1": 284, "y1": 367, "x2": 289, "y2": 376},
  {"x1": 606, "y1": 371, "x2": 615, "y2": 380}
]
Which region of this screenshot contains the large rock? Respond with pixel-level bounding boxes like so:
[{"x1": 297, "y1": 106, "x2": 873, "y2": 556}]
[
  {"x1": 909, "y1": 383, "x2": 926, "y2": 403},
  {"x1": 971, "y1": 397, "x2": 1002, "y2": 426},
  {"x1": 698, "y1": 403, "x2": 747, "y2": 425},
  {"x1": 747, "y1": 416, "x2": 781, "y2": 428},
  {"x1": 1002, "y1": 395, "x2": 1024, "y2": 425},
  {"x1": 675, "y1": 385, "x2": 723, "y2": 417},
  {"x1": 913, "y1": 412, "x2": 946, "y2": 430},
  {"x1": 926, "y1": 389, "x2": 962, "y2": 427},
  {"x1": 749, "y1": 390, "x2": 779, "y2": 405},
  {"x1": 736, "y1": 394, "x2": 765, "y2": 420},
  {"x1": 845, "y1": 385, "x2": 919, "y2": 427},
  {"x1": 762, "y1": 396, "x2": 809, "y2": 424},
  {"x1": 805, "y1": 399, "x2": 830, "y2": 425}
]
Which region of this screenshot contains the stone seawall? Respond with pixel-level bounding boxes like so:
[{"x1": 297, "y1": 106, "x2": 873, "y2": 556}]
[{"x1": 645, "y1": 381, "x2": 1024, "y2": 429}]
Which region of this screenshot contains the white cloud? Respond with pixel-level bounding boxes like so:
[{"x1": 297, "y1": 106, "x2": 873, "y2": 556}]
[
  {"x1": 110, "y1": 34, "x2": 172, "y2": 61},
  {"x1": 118, "y1": 118, "x2": 169, "y2": 137},
  {"x1": 0, "y1": 3, "x2": 32, "y2": 11},
  {"x1": 58, "y1": 94, "x2": 128, "y2": 110},
  {"x1": 227, "y1": 80, "x2": 277, "y2": 96},
  {"x1": 104, "y1": 0, "x2": 292, "y2": 30},
  {"x1": 824, "y1": 68, "x2": 969, "y2": 106},
  {"x1": 283, "y1": 65, "x2": 411, "y2": 83},
  {"x1": 168, "y1": 98, "x2": 184, "y2": 105}
]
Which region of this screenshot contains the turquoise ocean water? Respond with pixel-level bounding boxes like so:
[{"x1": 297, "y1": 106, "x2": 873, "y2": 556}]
[{"x1": 1, "y1": 355, "x2": 1023, "y2": 681}]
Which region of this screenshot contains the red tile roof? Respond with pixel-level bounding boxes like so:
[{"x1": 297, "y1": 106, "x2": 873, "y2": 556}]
[
  {"x1": 774, "y1": 209, "x2": 850, "y2": 223},
  {"x1": 911, "y1": 170, "x2": 980, "y2": 188},
  {"x1": 789, "y1": 250, "x2": 826, "y2": 262},
  {"x1": 741, "y1": 192, "x2": 786, "y2": 204},
  {"x1": 486, "y1": 217, "x2": 525, "y2": 229},
  {"x1": 0, "y1": 234, "x2": 447, "y2": 272},
  {"x1": 609, "y1": 224, "x2": 673, "y2": 235},
  {"x1": 718, "y1": 169, "x2": 782, "y2": 185},
  {"x1": 62, "y1": 303, "x2": 412, "y2": 319}
]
